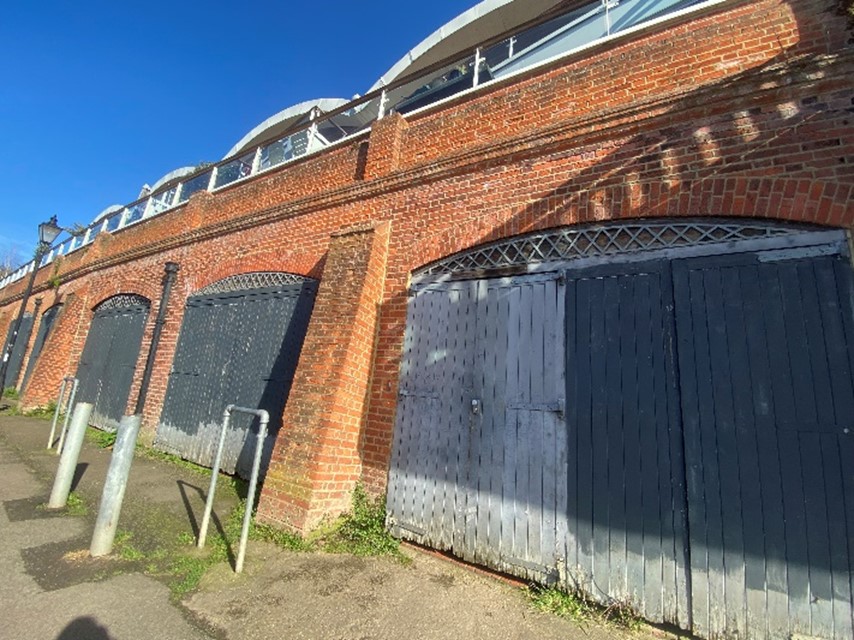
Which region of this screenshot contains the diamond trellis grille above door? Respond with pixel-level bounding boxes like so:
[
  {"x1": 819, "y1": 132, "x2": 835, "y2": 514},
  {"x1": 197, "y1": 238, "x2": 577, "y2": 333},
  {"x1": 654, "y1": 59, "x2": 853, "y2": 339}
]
[{"x1": 412, "y1": 219, "x2": 840, "y2": 283}]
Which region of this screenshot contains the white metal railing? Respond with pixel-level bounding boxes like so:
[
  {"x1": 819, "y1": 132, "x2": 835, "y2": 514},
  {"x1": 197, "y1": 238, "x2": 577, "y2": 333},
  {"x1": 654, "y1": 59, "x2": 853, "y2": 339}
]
[{"x1": 0, "y1": 0, "x2": 723, "y2": 293}]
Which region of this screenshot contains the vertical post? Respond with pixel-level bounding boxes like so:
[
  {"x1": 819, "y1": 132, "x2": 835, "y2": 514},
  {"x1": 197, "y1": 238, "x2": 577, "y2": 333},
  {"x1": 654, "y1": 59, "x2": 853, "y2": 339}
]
[
  {"x1": 90, "y1": 415, "x2": 141, "y2": 556},
  {"x1": 47, "y1": 377, "x2": 68, "y2": 448},
  {"x1": 207, "y1": 167, "x2": 219, "y2": 191},
  {"x1": 198, "y1": 405, "x2": 233, "y2": 549},
  {"x1": 48, "y1": 402, "x2": 93, "y2": 508},
  {"x1": 603, "y1": 0, "x2": 612, "y2": 35},
  {"x1": 236, "y1": 410, "x2": 269, "y2": 573},
  {"x1": 117, "y1": 208, "x2": 130, "y2": 230},
  {"x1": 473, "y1": 47, "x2": 483, "y2": 87},
  {"x1": 377, "y1": 88, "x2": 388, "y2": 120},
  {"x1": 134, "y1": 262, "x2": 179, "y2": 415},
  {"x1": 251, "y1": 147, "x2": 262, "y2": 174},
  {"x1": 508, "y1": 36, "x2": 516, "y2": 59},
  {"x1": 56, "y1": 378, "x2": 79, "y2": 454},
  {"x1": 173, "y1": 182, "x2": 184, "y2": 205}
]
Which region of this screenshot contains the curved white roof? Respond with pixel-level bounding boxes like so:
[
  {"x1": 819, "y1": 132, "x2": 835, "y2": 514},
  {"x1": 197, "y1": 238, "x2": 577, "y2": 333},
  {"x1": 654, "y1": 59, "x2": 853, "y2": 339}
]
[
  {"x1": 224, "y1": 98, "x2": 349, "y2": 159},
  {"x1": 152, "y1": 166, "x2": 197, "y2": 192},
  {"x1": 92, "y1": 204, "x2": 123, "y2": 224},
  {"x1": 369, "y1": 0, "x2": 565, "y2": 91}
]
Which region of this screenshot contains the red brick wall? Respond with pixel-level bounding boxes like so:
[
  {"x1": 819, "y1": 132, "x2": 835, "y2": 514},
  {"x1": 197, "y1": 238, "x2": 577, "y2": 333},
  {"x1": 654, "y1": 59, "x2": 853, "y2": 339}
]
[
  {"x1": 0, "y1": 0, "x2": 851, "y2": 528},
  {"x1": 258, "y1": 222, "x2": 391, "y2": 531}
]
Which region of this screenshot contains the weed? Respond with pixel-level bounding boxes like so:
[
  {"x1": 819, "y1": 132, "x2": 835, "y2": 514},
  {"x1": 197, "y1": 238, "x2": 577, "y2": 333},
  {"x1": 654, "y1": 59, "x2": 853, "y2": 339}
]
[
  {"x1": 87, "y1": 427, "x2": 117, "y2": 449},
  {"x1": 3, "y1": 387, "x2": 19, "y2": 399},
  {"x1": 114, "y1": 530, "x2": 145, "y2": 562},
  {"x1": 169, "y1": 554, "x2": 213, "y2": 599},
  {"x1": 526, "y1": 584, "x2": 643, "y2": 631},
  {"x1": 252, "y1": 521, "x2": 312, "y2": 552},
  {"x1": 66, "y1": 491, "x2": 87, "y2": 516},
  {"x1": 135, "y1": 445, "x2": 211, "y2": 476},
  {"x1": 176, "y1": 531, "x2": 195, "y2": 546},
  {"x1": 527, "y1": 585, "x2": 593, "y2": 622},
  {"x1": 319, "y1": 485, "x2": 407, "y2": 562},
  {"x1": 24, "y1": 400, "x2": 57, "y2": 420}
]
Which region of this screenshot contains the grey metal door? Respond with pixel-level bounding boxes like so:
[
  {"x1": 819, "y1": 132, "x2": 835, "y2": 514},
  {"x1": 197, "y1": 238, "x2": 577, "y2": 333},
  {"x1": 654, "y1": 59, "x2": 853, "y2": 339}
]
[
  {"x1": 388, "y1": 274, "x2": 567, "y2": 581},
  {"x1": 21, "y1": 304, "x2": 61, "y2": 390},
  {"x1": 76, "y1": 295, "x2": 150, "y2": 431},
  {"x1": 2, "y1": 312, "x2": 34, "y2": 389},
  {"x1": 564, "y1": 261, "x2": 690, "y2": 627},
  {"x1": 155, "y1": 279, "x2": 316, "y2": 478},
  {"x1": 673, "y1": 251, "x2": 854, "y2": 640}
]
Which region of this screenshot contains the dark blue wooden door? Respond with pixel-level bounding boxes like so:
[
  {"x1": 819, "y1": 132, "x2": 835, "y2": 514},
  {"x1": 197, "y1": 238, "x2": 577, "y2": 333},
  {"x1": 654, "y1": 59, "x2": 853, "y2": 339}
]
[
  {"x1": 21, "y1": 304, "x2": 61, "y2": 390},
  {"x1": 674, "y1": 251, "x2": 854, "y2": 640},
  {"x1": 76, "y1": 296, "x2": 150, "y2": 431},
  {"x1": 564, "y1": 261, "x2": 690, "y2": 628},
  {"x1": 3, "y1": 312, "x2": 34, "y2": 389},
  {"x1": 155, "y1": 280, "x2": 316, "y2": 478}
]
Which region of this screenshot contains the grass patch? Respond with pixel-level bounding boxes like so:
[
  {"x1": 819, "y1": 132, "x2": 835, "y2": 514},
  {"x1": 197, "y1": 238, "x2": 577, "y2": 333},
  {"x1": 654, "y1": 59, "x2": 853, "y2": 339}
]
[
  {"x1": 24, "y1": 400, "x2": 58, "y2": 420},
  {"x1": 162, "y1": 485, "x2": 406, "y2": 597},
  {"x1": 134, "y1": 445, "x2": 212, "y2": 477},
  {"x1": 86, "y1": 427, "x2": 117, "y2": 449},
  {"x1": 66, "y1": 491, "x2": 87, "y2": 516},
  {"x1": 3, "y1": 386, "x2": 19, "y2": 399},
  {"x1": 317, "y1": 485, "x2": 407, "y2": 562},
  {"x1": 114, "y1": 530, "x2": 145, "y2": 562},
  {"x1": 527, "y1": 584, "x2": 643, "y2": 631}
]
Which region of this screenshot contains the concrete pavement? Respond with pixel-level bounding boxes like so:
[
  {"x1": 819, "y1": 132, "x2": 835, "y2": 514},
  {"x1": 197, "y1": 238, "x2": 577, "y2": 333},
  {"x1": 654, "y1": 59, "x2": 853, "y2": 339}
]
[{"x1": 0, "y1": 415, "x2": 670, "y2": 640}]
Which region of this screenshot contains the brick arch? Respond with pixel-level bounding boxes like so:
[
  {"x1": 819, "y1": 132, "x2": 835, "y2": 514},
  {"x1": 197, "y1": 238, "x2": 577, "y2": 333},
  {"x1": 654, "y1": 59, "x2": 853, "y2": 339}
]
[
  {"x1": 414, "y1": 216, "x2": 838, "y2": 279},
  {"x1": 186, "y1": 255, "x2": 320, "y2": 295},
  {"x1": 91, "y1": 292, "x2": 151, "y2": 311},
  {"x1": 189, "y1": 271, "x2": 315, "y2": 297},
  {"x1": 88, "y1": 278, "x2": 159, "y2": 310},
  {"x1": 407, "y1": 175, "x2": 853, "y2": 278}
]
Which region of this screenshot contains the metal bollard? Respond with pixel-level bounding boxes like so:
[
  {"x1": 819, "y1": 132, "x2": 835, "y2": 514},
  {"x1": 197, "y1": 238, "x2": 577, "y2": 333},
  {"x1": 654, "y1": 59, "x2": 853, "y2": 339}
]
[
  {"x1": 48, "y1": 402, "x2": 93, "y2": 508},
  {"x1": 197, "y1": 405, "x2": 270, "y2": 573},
  {"x1": 48, "y1": 376, "x2": 78, "y2": 450},
  {"x1": 90, "y1": 415, "x2": 141, "y2": 557}
]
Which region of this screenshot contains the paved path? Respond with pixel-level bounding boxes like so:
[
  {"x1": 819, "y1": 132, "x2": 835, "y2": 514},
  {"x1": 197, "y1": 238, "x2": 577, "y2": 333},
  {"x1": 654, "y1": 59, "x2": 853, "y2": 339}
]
[
  {"x1": 0, "y1": 416, "x2": 671, "y2": 640},
  {"x1": 0, "y1": 419, "x2": 208, "y2": 640}
]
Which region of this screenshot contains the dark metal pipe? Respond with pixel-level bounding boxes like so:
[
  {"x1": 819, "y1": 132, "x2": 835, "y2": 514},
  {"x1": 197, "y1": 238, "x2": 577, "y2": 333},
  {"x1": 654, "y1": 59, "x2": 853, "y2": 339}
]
[{"x1": 134, "y1": 261, "x2": 179, "y2": 415}]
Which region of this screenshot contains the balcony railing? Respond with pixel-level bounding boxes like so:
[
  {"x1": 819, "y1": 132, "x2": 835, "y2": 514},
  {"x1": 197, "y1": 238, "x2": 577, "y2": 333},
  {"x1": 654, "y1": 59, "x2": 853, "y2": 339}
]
[{"x1": 0, "y1": 0, "x2": 722, "y2": 292}]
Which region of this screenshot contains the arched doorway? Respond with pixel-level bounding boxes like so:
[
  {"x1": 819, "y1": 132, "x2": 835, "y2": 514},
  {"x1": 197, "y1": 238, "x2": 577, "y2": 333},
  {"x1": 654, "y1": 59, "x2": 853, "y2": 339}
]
[
  {"x1": 388, "y1": 219, "x2": 854, "y2": 639},
  {"x1": 76, "y1": 294, "x2": 151, "y2": 431}
]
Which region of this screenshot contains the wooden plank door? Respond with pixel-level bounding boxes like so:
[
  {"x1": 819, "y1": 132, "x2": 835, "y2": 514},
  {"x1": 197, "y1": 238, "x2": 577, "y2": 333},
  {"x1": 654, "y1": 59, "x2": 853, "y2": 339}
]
[
  {"x1": 388, "y1": 272, "x2": 567, "y2": 582},
  {"x1": 387, "y1": 280, "x2": 478, "y2": 549},
  {"x1": 76, "y1": 300, "x2": 149, "y2": 431},
  {"x1": 673, "y1": 250, "x2": 854, "y2": 640},
  {"x1": 156, "y1": 282, "x2": 316, "y2": 477},
  {"x1": 461, "y1": 273, "x2": 567, "y2": 582},
  {"x1": 564, "y1": 260, "x2": 690, "y2": 629}
]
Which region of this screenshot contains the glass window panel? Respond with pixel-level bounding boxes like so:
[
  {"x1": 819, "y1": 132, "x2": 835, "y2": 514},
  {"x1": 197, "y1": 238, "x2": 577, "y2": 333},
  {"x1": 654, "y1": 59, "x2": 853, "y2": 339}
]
[
  {"x1": 214, "y1": 151, "x2": 255, "y2": 188},
  {"x1": 259, "y1": 130, "x2": 312, "y2": 171},
  {"x1": 178, "y1": 170, "x2": 212, "y2": 202},
  {"x1": 124, "y1": 201, "x2": 147, "y2": 226},
  {"x1": 149, "y1": 186, "x2": 178, "y2": 215}
]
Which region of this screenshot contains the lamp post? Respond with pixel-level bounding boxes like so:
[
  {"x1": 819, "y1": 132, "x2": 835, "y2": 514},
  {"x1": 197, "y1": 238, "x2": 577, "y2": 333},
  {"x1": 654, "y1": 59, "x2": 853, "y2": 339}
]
[{"x1": 0, "y1": 216, "x2": 63, "y2": 390}]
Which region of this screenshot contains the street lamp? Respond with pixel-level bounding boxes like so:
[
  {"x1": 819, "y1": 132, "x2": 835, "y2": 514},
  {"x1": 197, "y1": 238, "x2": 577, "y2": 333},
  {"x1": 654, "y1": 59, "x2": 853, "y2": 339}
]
[{"x1": 0, "y1": 216, "x2": 64, "y2": 390}]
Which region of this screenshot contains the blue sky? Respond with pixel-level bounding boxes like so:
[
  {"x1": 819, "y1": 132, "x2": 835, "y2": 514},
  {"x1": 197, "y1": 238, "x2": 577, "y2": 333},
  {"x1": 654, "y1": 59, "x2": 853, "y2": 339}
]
[{"x1": 0, "y1": 0, "x2": 476, "y2": 266}]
